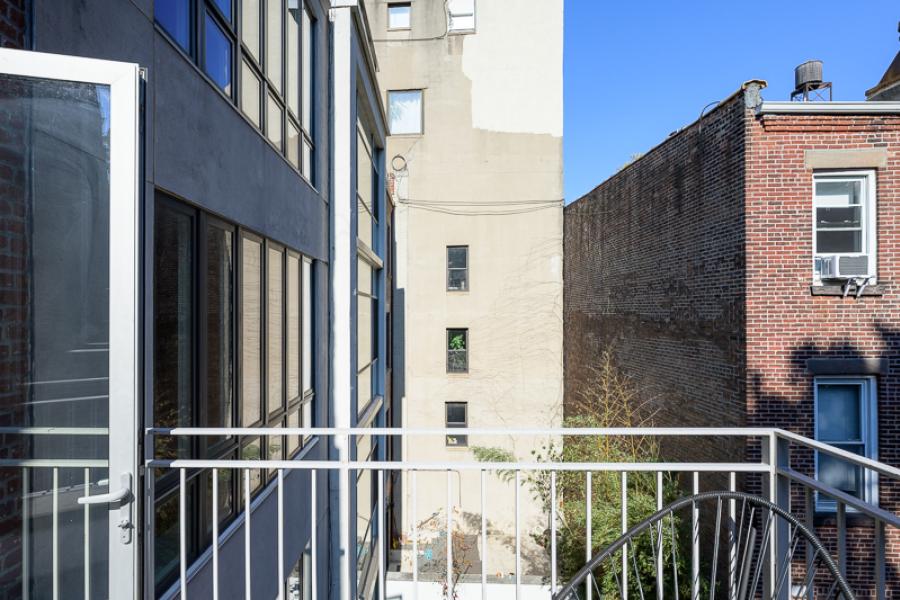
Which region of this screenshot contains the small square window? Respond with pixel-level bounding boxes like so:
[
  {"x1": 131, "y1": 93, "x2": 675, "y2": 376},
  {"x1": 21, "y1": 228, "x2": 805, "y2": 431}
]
[
  {"x1": 388, "y1": 90, "x2": 423, "y2": 135},
  {"x1": 388, "y1": 2, "x2": 411, "y2": 30},
  {"x1": 447, "y1": 328, "x2": 468, "y2": 373},
  {"x1": 447, "y1": 245, "x2": 468, "y2": 291},
  {"x1": 445, "y1": 402, "x2": 467, "y2": 447}
]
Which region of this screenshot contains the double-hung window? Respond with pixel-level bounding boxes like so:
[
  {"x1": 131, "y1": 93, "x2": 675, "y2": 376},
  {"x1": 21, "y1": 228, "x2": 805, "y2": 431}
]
[
  {"x1": 812, "y1": 171, "x2": 876, "y2": 283},
  {"x1": 447, "y1": 328, "x2": 468, "y2": 373},
  {"x1": 445, "y1": 402, "x2": 468, "y2": 447},
  {"x1": 814, "y1": 377, "x2": 878, "y2": 510},
  {"x1": 447, "y1": 245, "x2": 468, "y2": 291},
  {"x1": 447, "y1": 0, "x2": 475, "y2": 32}
]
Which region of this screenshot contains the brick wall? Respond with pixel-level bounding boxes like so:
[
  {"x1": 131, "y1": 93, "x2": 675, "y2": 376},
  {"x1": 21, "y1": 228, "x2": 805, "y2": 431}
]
[
  {"x1": 745, "y1": 110, "x2": 900, "y2": 596},
  {"x1": 0, "y1": 1, "x2": 28, "y2": 594},
  {"x1": 564, "y1": 91, "x2": 749, "y2": 463},
  {"x1": 0, "y1": 0, "x2": 25, "y2": 48}
]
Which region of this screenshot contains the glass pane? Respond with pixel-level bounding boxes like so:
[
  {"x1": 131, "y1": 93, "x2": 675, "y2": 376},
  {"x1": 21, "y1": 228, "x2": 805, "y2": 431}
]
[
  {"x1": 448, "y1": 329, "x2": 467, "y2": 350},
  {"x1": 156, "y1": 0, "x2": 191, "y2": 51},
  {"x1": 205, "y1": 224, "x2": 234, "y2": 444},
  {"x1": 268, "y1": 246, "x2": 284, "y2": 416},
  {"x1": 204, "y1": 14, "x2": 233, "y2": 95},
  {"x1": 0, "y1": 74, "x2": 114, "y2": 597},
  {"x1": 302, "y1": 398, "x2": 312, "y2": 436},
  {"x1": 816, "y1": 206, "x2": 860, "y2": 229},
  {"x1": 301, "y1": 8, "x2": 313, "y2": 133},
  {"x1": 447, "y1": 246, "x2": 467, "y2": 268},
  {"x1": 267, "y1": 0, "x2": 283, "y2": 92},
  {"x1": 154, "y1": 491, "x2": 185, "y2": 592},
  {"x1": 817, "y1": 383, "x2": 862, "y2": 441},
  {"x1": 241, "y1": 60, "x2": 261, "y2": 127},
  {"x1": 357, "y1": 128, "x2": 373, "y2": 211},
  {"x1": 287, "y1": 7, "x2": 300, "y2": 116},
  {"x1": 242, "y1": 0, "x2": 261, "y2": 61},
  {"x1": 388, "y1": 3, "x2": 411, "y2": 29},
  {"x1": 287, "y1": 407, "x2": 300, "y2": 456},
  {"x1": 287, "y1": 255, "x2": 300, "y2": 400},
  {"x1": 357, "y1": 201, "x2": 372, "y2": 248},
  {"x1": 268, "y1": 424, "x2": 284, "y2": 469},
  {"x1": 817, "y1": 229, "x2": 861, "y2": 254},
  {"x1": 287, "y1": 550, "x2": 303, "y2": 600},
  {"x1": 287, "y1": 120, "x2": 300, "y2": 169},
  {"x1": 302, "y1": 260, "x2": 312, "y2": 391},
  {"x1": 302, "y1": 139, "x2": 312, "y2": 180},
  {"x1": 388, "y1": 90, "x2": 422, "y2": 134},
  {"x1": 241, "y1": 438, "x2": 263, "y2": 493},
  {"x1": 446, "y1": 403, "x2": 466, "y2": 425},
  {"x1": 357, "y1": 364, "x2": 372, "y2": 411},
  {"x1": 358, "y1": 257, "x2": 373, "y2": 296},
  {"x1": 815, "y1": 179, "x2": 862, "y2": 206},
  {"x1": 357, "y1": 290, "x2": 372, "y2": 366},
  {"x1": 242, "y1": 238, "x2": 262, "y2": 425},
  {"x1": 154, "y1": 203, "x2": 193, "y2": 461},
  {"x1": 267, "y1": 93, "x2": 283, "y2": 148},
  {"x1": 448, "y1": 269, "x2": 467, "y2": 291},
  {"x1": 205, "y1": 467, "x2": 234, "y2": 534},
  {"x1": 212, "y1": 0, "x2": 232, "y2": 21},
  {"x1": 819, "y1": 445, "x2": 865, "y2": 498}
]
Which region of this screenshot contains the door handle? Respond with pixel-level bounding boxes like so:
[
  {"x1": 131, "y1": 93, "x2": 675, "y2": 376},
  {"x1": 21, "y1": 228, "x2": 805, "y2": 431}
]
[{"x1": 78, "y1": 472, "x2": 132, "y2": 505}]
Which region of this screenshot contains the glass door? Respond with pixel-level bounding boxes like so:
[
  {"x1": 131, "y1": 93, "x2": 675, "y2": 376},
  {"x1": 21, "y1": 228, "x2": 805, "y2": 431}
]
[{"x1": 0, "y1": 49, "x2": 140, "y2": 599}]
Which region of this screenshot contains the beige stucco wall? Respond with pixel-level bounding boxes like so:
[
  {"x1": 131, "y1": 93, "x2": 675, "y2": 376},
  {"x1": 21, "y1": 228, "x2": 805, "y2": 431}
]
[{"x1": 372, "y1": 0, "x2": 564, "y2": 578}]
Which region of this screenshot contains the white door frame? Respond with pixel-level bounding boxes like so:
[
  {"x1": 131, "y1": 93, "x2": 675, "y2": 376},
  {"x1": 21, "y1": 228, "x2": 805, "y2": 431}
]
[{"x1": 0, "y1": 48, "x2": 141, "y2": 599}]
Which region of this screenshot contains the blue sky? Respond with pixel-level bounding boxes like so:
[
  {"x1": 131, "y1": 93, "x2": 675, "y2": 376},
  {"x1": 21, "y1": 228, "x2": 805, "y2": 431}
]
[{"x1": 564, "y1": 1, "x2": 900, "y2": 203}]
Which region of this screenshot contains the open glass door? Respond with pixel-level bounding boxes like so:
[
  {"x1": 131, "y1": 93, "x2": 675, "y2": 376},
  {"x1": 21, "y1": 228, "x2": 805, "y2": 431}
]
[{"x1": 0, "y1": 49, "x2": 140, "y2": 599}]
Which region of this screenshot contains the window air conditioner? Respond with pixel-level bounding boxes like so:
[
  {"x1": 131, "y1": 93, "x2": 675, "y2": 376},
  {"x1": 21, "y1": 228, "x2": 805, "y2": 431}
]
[{"x1": 816, "y1": 254, "x2": 870, "y2": 280}]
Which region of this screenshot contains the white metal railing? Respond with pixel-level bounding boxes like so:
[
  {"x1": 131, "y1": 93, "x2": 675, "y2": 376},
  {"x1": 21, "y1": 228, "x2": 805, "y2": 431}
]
[{"x1": 142, "y1": 427, "x2": 899, "y2": 600}]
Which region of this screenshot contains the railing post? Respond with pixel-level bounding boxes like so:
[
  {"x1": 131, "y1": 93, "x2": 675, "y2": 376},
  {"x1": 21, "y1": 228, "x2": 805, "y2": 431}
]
[{"x1": 763, "y1": 433, "x2": 791, "y2": 600}]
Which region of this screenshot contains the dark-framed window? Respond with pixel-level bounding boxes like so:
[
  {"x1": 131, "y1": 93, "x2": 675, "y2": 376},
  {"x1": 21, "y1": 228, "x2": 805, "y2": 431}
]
[
  {"x1": 447, "y1": 328, "x2": 468, "y2": 373},
  {"x1": 447, "y1": 245, "x2": 468, "y2": 291},
  {"x1": 155, "y1": 0, "x2": 317, "y2": 182},
  {"x1": 445, "y1": 402, "x2": 468, "y2": 447},
  {"x1": 152, "y1": 193, "x2": 315, "y2": 595}
]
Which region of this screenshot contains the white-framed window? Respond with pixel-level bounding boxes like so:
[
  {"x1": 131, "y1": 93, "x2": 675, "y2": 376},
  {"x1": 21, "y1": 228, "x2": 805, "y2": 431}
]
[
  {"x1": 812, "y1": 170, "x2": 876, "y2": 283},
  {"x1": 387, "y1": 89, "x2": 423, "y2": 135},
  {"x1": 447, "y1": 0, "x2": 475, "y2": 32},
  {"x1": 387, "y1": 2, "x2": 411, "y2": 30},
  {"x1": 814, "y1": 376, "x2": 878, "y2": 511}
]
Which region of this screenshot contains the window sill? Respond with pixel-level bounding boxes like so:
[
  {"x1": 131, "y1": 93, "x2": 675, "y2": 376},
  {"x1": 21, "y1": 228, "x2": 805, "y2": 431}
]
[{"x1": 810, "y1": 284, "x2": 884, "y2": 297}]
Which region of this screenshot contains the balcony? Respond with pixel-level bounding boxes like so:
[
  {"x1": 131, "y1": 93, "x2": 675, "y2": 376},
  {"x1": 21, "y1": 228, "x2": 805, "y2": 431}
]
[{"x1": 137, "y1": 426, "x2": 898, "y2": 599}]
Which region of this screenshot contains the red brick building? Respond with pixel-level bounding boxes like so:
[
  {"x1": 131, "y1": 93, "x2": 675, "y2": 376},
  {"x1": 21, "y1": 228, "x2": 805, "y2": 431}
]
[{"x1": 564, "y1": 79, "x2": 900, "y2": 594}]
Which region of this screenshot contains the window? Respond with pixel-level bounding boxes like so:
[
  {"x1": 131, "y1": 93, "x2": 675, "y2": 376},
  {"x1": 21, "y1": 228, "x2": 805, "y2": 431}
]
[
  {"x1": 447, "y1": 0, "x2": 475, "y2": 32},
  {"x1": 156, "y1": 0, "x2": 191, "y2": 51},
  {"x1": 156, "y1": 0, "x2": 316, "y2": 180},
  {"x1": 447, "y1": 328, "x2": 468, "y2": 373},
  {"x1": 387, "y1": 90, "x2": 423, "y2": 135},
  {"x1": 445, "y1": 402, "x2": 468, "y2": 447},
  {"x1": 286, "y1": 542, "x2": 313, "y2": 599},
  {"x1": 242, "y1": 235, "x2": 264, "y2": 427},
  {"x1": 268, "y1": 245, "x2": 285, "y2": 418},
  {"x1": 447, "y1": 245, "x2": 468, "y2": 291},
  {"x1": 813, "y1": 171, "x2": 876, "y2": 282},
  {"x1": 814, "y1": 377, "x2": 878, "y2": 510},
  {"x1": 153, "y1": 196, "x2": 316, "y2": 594},
  {"x1": 204, "y1": 12, "x2": 233, "y2": 94},
  {"x1": 388, "y1": 2, "x2": 411, "y2": 30}
]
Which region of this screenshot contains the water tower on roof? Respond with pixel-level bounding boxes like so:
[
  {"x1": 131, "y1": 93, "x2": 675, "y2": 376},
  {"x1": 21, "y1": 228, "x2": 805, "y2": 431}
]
[{"x1": 791, "y1": 60, "x2": 832, "y2": 102}]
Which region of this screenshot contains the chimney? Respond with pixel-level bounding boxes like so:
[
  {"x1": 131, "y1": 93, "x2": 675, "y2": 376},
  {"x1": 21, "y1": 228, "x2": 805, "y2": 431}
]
[
  {"x1": 791, "y1": 60, "x2": 832, "y2": 102},
  {"x1": 866, "y1": 22, "x2": 900, "y2": 101}
]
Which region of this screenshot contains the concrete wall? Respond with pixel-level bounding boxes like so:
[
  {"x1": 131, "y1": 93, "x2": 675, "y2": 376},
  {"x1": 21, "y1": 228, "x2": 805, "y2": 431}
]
[{"x1": 371, "y1": 0, "x2": 564, "y2": 577}]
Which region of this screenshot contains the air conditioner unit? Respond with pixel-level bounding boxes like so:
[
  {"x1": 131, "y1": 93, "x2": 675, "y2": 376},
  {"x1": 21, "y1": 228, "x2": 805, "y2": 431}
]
[{"x1": 816, "y1": 254, "x2": 870, "y2": 280}]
